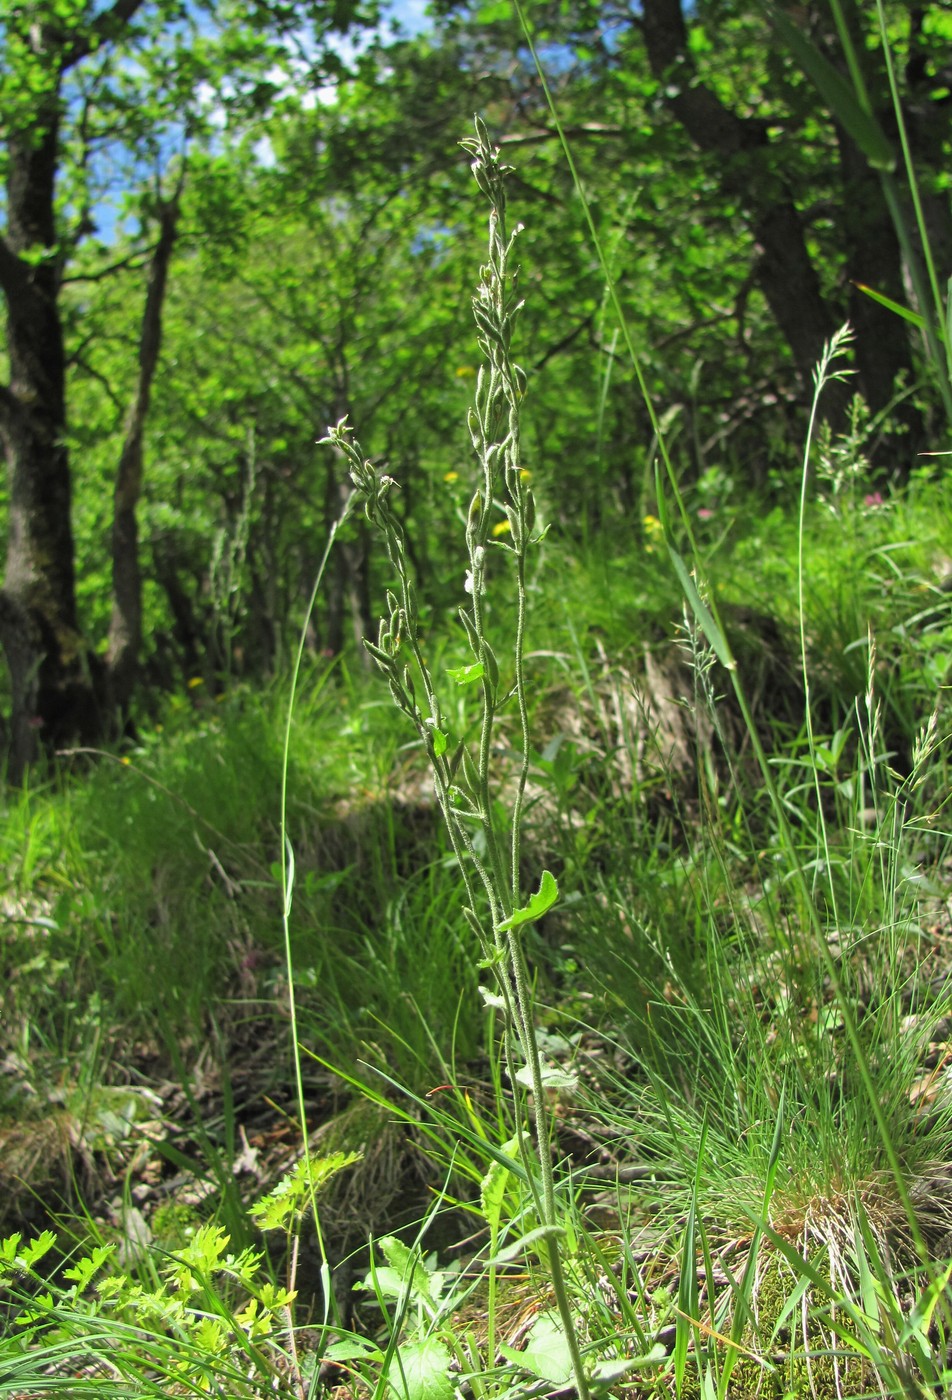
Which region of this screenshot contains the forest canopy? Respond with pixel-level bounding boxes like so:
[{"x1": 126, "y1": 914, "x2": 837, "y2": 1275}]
[{"x1": 0, "y1": 0, "x2": 950, "y2": 775}]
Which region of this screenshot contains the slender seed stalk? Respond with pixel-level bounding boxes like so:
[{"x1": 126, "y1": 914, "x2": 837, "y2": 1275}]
[{"x1": 322, "y1": 117, "x2": 591, "y2": 1400}]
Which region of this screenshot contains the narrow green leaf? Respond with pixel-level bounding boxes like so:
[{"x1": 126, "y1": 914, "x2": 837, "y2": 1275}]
[
  {"x1": 853, "y1": 1216, "x2": 881, "y2": 1327},
  {"x1": 667, "y1": 547, "x2": 735, "y2": 671},
  {"x1": 364, "y1": 640, "x2": 393, "y2": 665},
  {"x1": 770, "y1": 1271, "x2": 812, "y2": 1342},
  {"x1": 590, "y1": 1349, "x2": 668, "y2": 1384},
  {"x1": 674, "y1": 1118, "x2": 707, "y2": 1392},
  {"x1": 489, "y1": 1223, "x2": 566, "y2": 1266},
  {"x1": 283, "y1": 836, "x2": 295, "y2": 917},
  {"x1": 764, "y1": 5, "x2": 895, "y2": 171},
  {"x1": 902, "y1": 1258, "x2": 952, "y2": 1340},
  {"x1": 428, "y1": 725, "x2": 447, "y2": 757},
  {"x1": 448, "y1": 736, "x2": 467, "y2": 779},
  {"x1": 854, "y1": 281, "x2": 925, "y2": 329}
]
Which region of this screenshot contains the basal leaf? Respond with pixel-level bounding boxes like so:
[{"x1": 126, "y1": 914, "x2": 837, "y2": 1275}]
[
  {"x1": 390, "y1": 1337, "x2": 454, "y2": 1400},
  {"x1": 479, "y1": 1135, "x2": 520, "y2": 1236},
  {"x1": 376, "y1": 1236, "x2": 434, "y2": 1301},
  {"x1": 323, "y1": 1337, "x2": 384, "y2": 1363},
  {"x1": 500, "y1": 1310, "x2": 573, "y2": 1385},
  {"x1": 515, "y1": 1060, "x2": 578, "y2": 1092}
]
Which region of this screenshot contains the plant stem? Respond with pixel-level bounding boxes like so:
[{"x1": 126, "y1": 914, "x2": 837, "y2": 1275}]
[{"x1": 323, "y1": 116, "x2": 591, "y2": 1400}]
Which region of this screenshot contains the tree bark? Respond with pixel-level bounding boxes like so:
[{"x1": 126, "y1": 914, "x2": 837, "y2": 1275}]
[
  {"x1": 107, "y1": 184, "x2": 183, "y2": 715},
  {"x1": 837, "y1": 131, "x2": 918, "y2": 443},
  {"x1": 150, "y1": 534, "x2": 205, "y2": 682},
  {"x1": 0, "y1": 64, "x2": 98, "y2": 779},
  {"x1": 638, "y1": 0, "x2": 908, "y2": 429},
  {"x1": 0, "y1": 0, "x2": 152, "y2": 776}
]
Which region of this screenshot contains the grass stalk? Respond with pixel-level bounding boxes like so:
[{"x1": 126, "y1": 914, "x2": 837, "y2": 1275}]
[
  {"x1": 323, "y1": 117, "x2": 591, "y2": 1400},
  {"x1": 278, "y1": 493, "x2": 357, "y2": 1296}
]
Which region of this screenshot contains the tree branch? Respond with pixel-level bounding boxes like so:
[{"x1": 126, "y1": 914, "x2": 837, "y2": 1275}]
[
  {"x1": 61, "y1": 0, "x2": 150, "y2": 70},
  {"x1": 641, "y1": 0, "x2": 769, "y2": 154},
  {"x1": 60, "y1": 250, "x2": 153, "y2": 286},
  {"x1": 532, "y1": 314, "x2": 595, "y2": 371},
  {"x1": 640, "y1": 0, "x2": 842, "y2": 397},
  {"x1": 498, "y1": 123, "x2": 624, "y2": 147}
]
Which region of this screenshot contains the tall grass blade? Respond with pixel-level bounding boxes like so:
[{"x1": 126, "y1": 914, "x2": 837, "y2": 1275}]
[{"x1": 761, "y1": 3, "x2": 894, "y2": 170}]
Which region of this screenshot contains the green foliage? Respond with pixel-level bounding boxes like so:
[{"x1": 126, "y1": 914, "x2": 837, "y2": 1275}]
[
  {"x1": 3, "y1": 5, "x2": 952, "y2": 1394},
  {"x1": 0, "y1": 1219, "x2": 307, "y2": 1397}
]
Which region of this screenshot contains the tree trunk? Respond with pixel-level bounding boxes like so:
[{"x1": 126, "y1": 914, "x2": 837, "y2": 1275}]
[
  {"x1": 107, "y1": 184, "x2": 183, "y2": 715},
  {"x1": 0, "y1": 2, "x2": 156, "y2": 775},
  {"x1": 0, "y1": 86, "x2": 100, "y2": 778},
  {"x1": 150, "y1": 534, "x2": 206, "y2": 683},
  {"x1": 639, "y1": 0, "x2": 914, "y2": 432},
  {"x1": 838, "y1": 132, "x2": 920, "y2": 450}
]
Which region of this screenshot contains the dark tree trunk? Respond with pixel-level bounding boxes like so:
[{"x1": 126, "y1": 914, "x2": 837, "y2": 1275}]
[
  {"x1": 107, "y1": 185, "x2": 183, "y2": 714},
  {"x1": 838, "y1": 133, "x2": 920, "y2": 450},
  {"x1": 639, "y1": 0, "x2": 916, "y2": 435},
  {"x1": 0, "y1": 80, "x2": 99, "y2": 779},
  {"x1": 151, "y1": 535, "x2": 206, "y2": 682},
  {"x1": 906, "y1": 7, "x2": 952, "y2": 279},
  {"x1": 0, "y1": 0, "x2": 155, "y2": 776}
]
